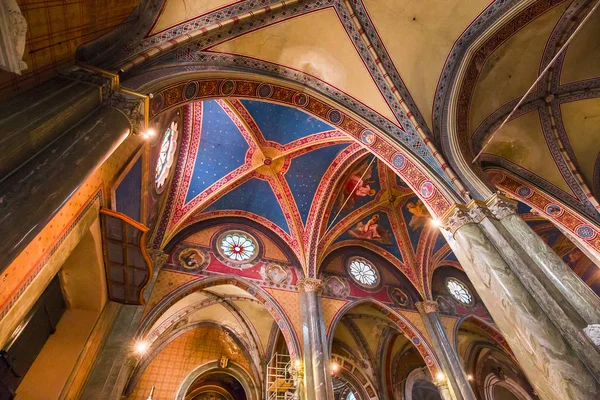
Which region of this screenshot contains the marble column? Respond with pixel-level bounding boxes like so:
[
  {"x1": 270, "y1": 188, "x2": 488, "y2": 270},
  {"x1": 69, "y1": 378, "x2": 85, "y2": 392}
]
[
  {"x1": 434, "y1": 380, "x2": 454, "y2": 400},
  {"x1": 442, "y1": 204, "x2": 600, "y2": 400},
  {"x1": 416, "y1": 301, "x2": 476, "y2": 400},
  {"x1": 298, "y1": 278, "x2": 333, "y2": 400},
  {"x1": 488, "y1": 195, "x2": 600, "y2": 346},
  {"x1": 483, "y1": 196, "x2": 600, "y2": 378}
]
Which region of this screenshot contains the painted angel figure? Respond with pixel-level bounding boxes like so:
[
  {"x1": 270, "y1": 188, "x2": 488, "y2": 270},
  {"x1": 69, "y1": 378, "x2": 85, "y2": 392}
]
[
  {"x1": 406, "y1": 199, "x2": 430, "y2": 231},
  {"x1": 337, "y1": 160, "x2": 377, "y2": 211},
  {"x1": 348, "y1": 214, "x2": 392, "y2": 244}
]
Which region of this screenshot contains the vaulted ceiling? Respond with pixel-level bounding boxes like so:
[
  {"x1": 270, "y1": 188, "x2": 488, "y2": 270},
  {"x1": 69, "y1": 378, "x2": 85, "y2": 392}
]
[
  {"x1": 151, "y1": 97, "x2": 464, "y2": 296},
  {"x1": 8, "y1": 0, "x2": 595, "y2": 298},
  {"x1": 462, "y1": 0, "x2": 600, "y2": 223},
  {"x1": 151, "y1": 93, "x2": 598, "y2": 298}
]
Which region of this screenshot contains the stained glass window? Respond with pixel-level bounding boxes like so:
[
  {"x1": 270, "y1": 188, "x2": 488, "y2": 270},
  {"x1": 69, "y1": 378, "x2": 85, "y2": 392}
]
[
  {"x1": 220, "y1": 232, "x2": 257, "y2": 262},
  {"x1": 446, "y1": 278, "x2": 473, "y2": 305},
  {"x1": 347, "y1": 393, "x2": 356, "y2": 400},
  {"x1": 349, "y1": 258, "x2": 378, "y2": 286},
  {"x1": 155, "y1": 121, "x2": 178, "y2": 190}
]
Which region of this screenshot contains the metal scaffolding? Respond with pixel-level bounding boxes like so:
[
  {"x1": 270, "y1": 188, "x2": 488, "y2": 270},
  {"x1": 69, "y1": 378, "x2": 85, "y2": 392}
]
[{"x1": 266, "y1": 353, "x2": 296, "y2": 400}]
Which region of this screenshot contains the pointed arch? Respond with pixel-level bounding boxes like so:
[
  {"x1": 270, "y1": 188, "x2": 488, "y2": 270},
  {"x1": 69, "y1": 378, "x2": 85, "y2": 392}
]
[
  {"x1": 136, "y1": 274, "x2": 302, "y2": 361},
  {"x1": 326, "y1": 298, "x2": 441, "y2": 378}
]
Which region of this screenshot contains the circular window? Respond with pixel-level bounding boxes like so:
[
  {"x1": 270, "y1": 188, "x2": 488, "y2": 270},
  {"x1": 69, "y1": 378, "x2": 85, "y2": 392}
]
[
  {"x1": 218, "y1": 231, "x2": 258, "y2": 264},
  {"x1": 155, "y1": 121, "x2": 179, "y2": 190},
  {"x1": 348, "y1": 258, "x2": 378, "y2": 287},
  {"x1": 446, "y1": 278, "x2": 473, "y2": 305}
]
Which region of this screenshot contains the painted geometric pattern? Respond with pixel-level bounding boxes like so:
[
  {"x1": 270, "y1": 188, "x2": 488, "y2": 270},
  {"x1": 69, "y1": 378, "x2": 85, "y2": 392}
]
[
  {"x1": 130, "y1": 326, "x2": 251, "y2": 400},
  {"x1": 266, "y1": 288, "x2": 304, "y2": 347},
  {"x1": 153, "y1": 96, "x2": 358, "y2": 259}
]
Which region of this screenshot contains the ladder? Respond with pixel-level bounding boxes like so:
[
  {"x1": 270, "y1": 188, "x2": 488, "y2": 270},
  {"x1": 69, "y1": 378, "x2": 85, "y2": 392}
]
[{"x1": 266, "y1": 353, "x2": 296, "y2": 400}]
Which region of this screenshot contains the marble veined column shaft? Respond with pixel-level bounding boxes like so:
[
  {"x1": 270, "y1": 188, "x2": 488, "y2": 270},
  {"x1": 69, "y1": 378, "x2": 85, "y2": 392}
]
[
  {"x1": 484, "y1": 196, "x2": 600, "y2": 379},
  {"x1": 417, "y1": 301, "x2": 476, "y2": 400},
  {"x1": 298, "y1": 278, "x2": 333, "y2": 400},
  {"x1": 434, "y1": 380, "x2": 454, "y2": 400},
  {"x1": 442, "y1": 205, "x2": 600, "y2": 400},
  {"x1": 488, "y1": 195, "x2": 600, "y2": 333}
]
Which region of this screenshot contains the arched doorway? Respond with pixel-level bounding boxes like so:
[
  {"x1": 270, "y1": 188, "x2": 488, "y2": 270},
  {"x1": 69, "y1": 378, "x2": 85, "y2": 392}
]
[
  {"x1": 455, "y1": 316, "x2": 537, "y2": 400},
  {"x1": 175, "y1": 361, "x2": 258, "y2": 400},
  {"x1": 404, "y1": 368, "x2": 442, "y2": 400},
  {"x1": 328, "y1": 300, "x2": 441, "y2": 399},
  {"x1": 184, "y1": 371, "x2": 246, "y2": 400}
]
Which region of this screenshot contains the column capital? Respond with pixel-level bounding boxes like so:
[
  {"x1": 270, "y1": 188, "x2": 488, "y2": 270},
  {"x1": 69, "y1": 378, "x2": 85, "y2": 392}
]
[
  {"x1": 146, "y1": 247, "x2": 168, "y2": 269},
  {"x1": 486, "y1": 193, "x2": 518, "y2": 220},
  {"x1": 440, "y1": 201, "x2": 497, "y2": 235},
  {"x1": 61, "y1": 66, "x2": 118, "y2": 101},
  {"x1": 108, "y1": 91, "x2": 147, "y2": 135},
  {"x1": 434, "y1": 378, "x2": 450, "y2": 390},
  {"x1": 416, "y1": 300, "x2": 439, "y2": 314},
  {"x1": 297, "y1": 278, "x2": 323, "y2": 294}
]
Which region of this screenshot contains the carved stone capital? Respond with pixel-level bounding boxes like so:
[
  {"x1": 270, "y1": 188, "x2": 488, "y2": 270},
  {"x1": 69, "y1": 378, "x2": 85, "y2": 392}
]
[
  {"x1": 467, "y1": 202, "x2": 496, "y2": 223},
  {"x1": 147, "y1": 248, "x2": 168, "y2": 269},
  {"x1": 487, "y1": 194, "x2": 518, "y2": 220},
  {"x1": 108, "y1": 91, "x2": 146, "y2": 135},
  {"x1": 297, "y1": 278, "x2": 323, "y2": 294},
  {"x1": 62, "y1": 66, "x2": 116, "y2": 100},
  {"x1": 441, "y1": 206, "x2": 473, "y2": 235},
  {"x1": 416, "y1": 300, "x2": 439, "y2": 314}
]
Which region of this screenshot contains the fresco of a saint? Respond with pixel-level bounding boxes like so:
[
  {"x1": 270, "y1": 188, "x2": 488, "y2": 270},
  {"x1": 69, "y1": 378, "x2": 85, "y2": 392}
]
[
  {"x1": 406, "y1": 199, "x2": 430, "y2": 231},
  {"x1": 348, "y1": 214, "x2": 392, "y2": 244},
  {"x1": 336, "y1": 160, "x2": 378, "y2": 212}
]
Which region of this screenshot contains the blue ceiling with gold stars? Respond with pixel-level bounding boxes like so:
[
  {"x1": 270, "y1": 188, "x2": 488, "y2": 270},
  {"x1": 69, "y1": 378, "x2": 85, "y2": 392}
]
[{"x1": 174, "y1": 99, "x2": 352, "y2": 242}]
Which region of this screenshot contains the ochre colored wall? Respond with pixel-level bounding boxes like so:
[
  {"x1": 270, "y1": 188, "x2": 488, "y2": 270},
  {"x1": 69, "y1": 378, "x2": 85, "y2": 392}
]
[
  {"x1": 0, "y1": 134, "x2": 143, "y2": 348},
  {"x1": 130, "y1": 325, "x2": 252, "y2": 400}
]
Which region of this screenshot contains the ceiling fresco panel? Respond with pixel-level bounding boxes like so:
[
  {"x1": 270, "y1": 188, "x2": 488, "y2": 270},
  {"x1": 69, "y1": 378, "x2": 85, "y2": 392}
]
[
  {"x1": 326, "y1": 157, "x2": 382, "y2": 227},
  {"x1": 205, "y1": 177, "x2": 291, "y2": 234},
  {"x1": 335, "y1": 211, "x2": 404, "y2": 263},
  {"x1": 560, "y1": 98, "x2": 600, "y2": 191},
  {"x1": 484, "y1": 110, "x2": 573, "y2": 194},
  {"x1": 362, "y1": 0, "x2": 491, "y2": 130},
  {"x1": 560, "y1": 9, "x2": 600, "y2": 85},
  {"x1": 400, "y1": 196, "x2": 433, "y2": 254},
  {"x1": 285, "y1": 143, "x2": 350, "y2": 225},
  {"x1": 208, "y1": 8, "x2": 398, "y2": 123},
  {"x1": 469, "y1": 3, "x2": 568, "y2": 134}
]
